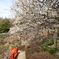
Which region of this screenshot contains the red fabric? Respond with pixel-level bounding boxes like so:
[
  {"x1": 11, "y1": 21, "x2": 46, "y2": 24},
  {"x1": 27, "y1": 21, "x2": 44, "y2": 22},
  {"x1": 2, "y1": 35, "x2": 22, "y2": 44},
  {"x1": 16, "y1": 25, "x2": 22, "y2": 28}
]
[{"x1": 8, "y1": 48, "x2": 18, "y2": 59}]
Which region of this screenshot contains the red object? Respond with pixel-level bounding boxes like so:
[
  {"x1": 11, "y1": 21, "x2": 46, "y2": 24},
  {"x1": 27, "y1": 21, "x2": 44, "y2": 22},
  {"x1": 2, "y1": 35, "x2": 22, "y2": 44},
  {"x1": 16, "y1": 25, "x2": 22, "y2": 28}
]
[{"x1": 8, "y1": 48, "x2": 18, "y2": 59}]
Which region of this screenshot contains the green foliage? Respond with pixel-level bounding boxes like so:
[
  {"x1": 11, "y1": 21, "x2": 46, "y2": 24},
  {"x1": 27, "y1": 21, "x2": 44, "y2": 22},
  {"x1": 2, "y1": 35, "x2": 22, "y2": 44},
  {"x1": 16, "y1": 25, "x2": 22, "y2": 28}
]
[
  {"x1": 0, "y1": 33, "x2": 3, "y2": 38},
  {"x1": 41, "y1": 40, "x2": 58, "y2": 55},
  {"x1": 41, "y1": 40, "x2": 54, "y2": 47},
  {"x1": 14, "y1": 40, "x2": 21, "y2": 45},
  {"x1": 46, "y1": 40, "x2": 54, "y2": 45},
  {"x1": 0, "y1": 18, "x2": 11, "y2": 33},
  {"x1": 41, "y1": 46, "x2": 58, "y2": 54},
  {"x1": 47, "y1": 47, "x2": 58, "y2": 54}
]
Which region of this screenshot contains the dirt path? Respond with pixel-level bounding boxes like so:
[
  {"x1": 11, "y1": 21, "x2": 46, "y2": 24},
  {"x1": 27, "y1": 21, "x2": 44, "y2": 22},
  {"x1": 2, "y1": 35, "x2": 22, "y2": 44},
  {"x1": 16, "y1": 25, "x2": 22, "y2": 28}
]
[{"x1": 17, "y1": 50, "x2": 26, "y2": 59}]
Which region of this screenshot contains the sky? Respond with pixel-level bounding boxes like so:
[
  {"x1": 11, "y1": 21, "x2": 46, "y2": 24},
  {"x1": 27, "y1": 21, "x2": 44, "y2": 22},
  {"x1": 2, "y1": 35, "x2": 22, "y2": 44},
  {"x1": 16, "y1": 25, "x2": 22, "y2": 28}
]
[{"x1": 0, "y1": 0, "x2": 14, "y2": 18}]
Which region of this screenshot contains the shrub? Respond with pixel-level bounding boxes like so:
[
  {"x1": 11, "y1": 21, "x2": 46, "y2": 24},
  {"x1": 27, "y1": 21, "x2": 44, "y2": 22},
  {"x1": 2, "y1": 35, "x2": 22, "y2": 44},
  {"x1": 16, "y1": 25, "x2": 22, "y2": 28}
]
[
  {"x1": 41, "y1": 40, "x2": 58, "y2": 55},
  {"x1": 46, "y1": 40, "x2": 54, "y2": 45},
  {"x1": 45, "y1": 47, "x2": 58, "y2": 54},
  {"x1": 0, "y1": 18, "x2": 11, "y2": 33},
  {"x1": 41, "y1": 40, "x2": 54, "y2": 48}
]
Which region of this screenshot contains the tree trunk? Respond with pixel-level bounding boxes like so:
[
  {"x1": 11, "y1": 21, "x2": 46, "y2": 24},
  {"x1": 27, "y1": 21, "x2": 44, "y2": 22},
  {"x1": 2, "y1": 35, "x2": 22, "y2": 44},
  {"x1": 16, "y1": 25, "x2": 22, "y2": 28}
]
[{"x1": 54, "y1": 28, "x2": 57, "y2": 47}]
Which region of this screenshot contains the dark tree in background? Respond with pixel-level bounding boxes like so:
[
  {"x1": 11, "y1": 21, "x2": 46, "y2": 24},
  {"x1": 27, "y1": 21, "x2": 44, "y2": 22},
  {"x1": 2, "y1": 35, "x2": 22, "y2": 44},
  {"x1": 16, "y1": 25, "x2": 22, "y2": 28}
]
[{"x1": 0, "y1": 18, "x2": 11, "y2": 33}]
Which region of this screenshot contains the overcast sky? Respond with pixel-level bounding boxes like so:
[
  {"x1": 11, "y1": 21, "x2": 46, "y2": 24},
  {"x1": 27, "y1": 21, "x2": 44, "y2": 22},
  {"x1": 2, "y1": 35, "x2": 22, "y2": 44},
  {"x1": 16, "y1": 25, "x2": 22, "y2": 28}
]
[{"x1": 0, "y1": 0, "x2": 14, "y2": 18}]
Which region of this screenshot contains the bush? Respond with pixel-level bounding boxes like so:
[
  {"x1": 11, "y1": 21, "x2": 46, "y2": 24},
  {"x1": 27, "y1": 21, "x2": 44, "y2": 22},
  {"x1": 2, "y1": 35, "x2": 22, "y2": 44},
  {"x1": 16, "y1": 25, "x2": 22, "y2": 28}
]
[
  {"x1": 41, "y1": 40, "x2": 58, "y2": 55},
  {"x1": 46, "y1": 40, "x2": 54, "y2": 45},
  {"x1": 0, "y1": 18, "x2": 11, "y2": 33},
  {"x1": 41, "y1": 40, "x2": 54, "y2": 48},
  {"x1": 45, "y1": 47, "x2": 57, "y2": 54}
]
